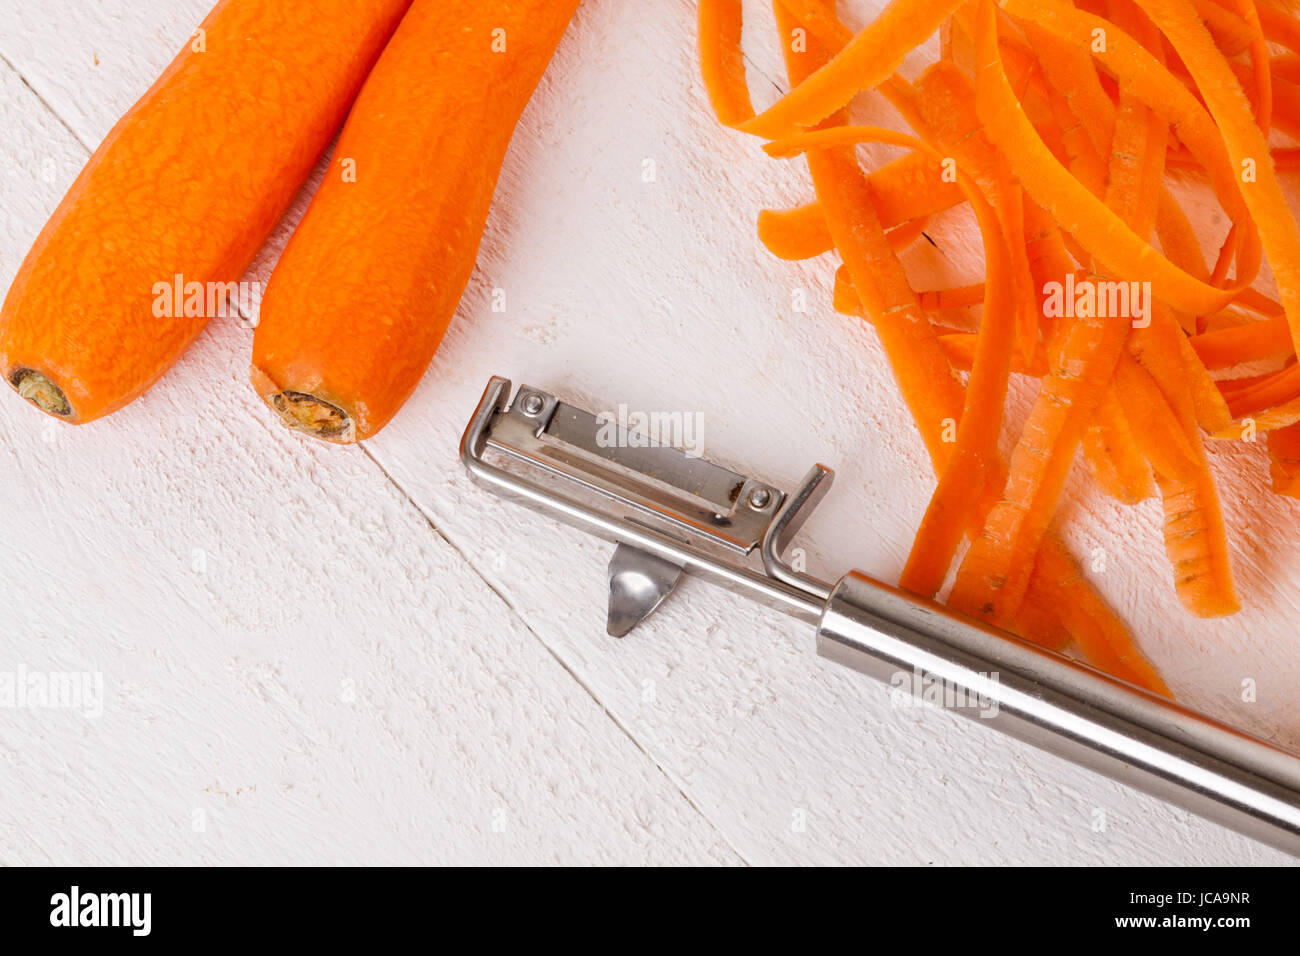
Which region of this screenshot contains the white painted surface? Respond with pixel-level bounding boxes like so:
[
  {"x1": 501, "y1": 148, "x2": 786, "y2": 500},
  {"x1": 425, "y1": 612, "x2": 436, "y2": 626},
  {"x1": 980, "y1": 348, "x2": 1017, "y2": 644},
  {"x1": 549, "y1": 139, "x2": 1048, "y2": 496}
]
[{"x1": 0, "y1": 0, "x2": 1296, "y2": 865}]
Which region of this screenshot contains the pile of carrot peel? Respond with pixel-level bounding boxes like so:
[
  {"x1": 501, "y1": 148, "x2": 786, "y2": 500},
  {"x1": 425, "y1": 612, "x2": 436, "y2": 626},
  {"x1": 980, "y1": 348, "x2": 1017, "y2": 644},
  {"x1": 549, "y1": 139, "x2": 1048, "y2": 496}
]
[{"x1": 700, "y1": 0, "x2": 1300, "y2": 696}]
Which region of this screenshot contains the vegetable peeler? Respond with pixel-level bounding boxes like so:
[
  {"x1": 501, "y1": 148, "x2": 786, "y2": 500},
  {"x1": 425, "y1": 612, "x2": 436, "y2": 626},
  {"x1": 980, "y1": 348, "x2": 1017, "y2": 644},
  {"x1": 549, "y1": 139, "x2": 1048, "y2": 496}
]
[{"x1": 460, "y1": 376, "x2": 1300, "y2": 856}]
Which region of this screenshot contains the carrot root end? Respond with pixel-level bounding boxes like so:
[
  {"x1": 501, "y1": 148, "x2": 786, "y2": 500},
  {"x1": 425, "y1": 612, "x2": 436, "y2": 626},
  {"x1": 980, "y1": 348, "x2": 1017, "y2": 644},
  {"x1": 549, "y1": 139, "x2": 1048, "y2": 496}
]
[
  {"x1": 266, "y1": 390, "x2": 355, "y2": 443},
  {"x1": 10, "y1": 369, "x2": 72, "y2": 419}
]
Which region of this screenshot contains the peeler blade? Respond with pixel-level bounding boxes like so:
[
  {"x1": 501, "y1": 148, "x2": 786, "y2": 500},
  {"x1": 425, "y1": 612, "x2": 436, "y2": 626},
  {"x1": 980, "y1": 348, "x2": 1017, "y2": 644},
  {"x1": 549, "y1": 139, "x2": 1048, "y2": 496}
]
[{"x1": 606, "y1": 543, "x2": 683, "y2": 637}]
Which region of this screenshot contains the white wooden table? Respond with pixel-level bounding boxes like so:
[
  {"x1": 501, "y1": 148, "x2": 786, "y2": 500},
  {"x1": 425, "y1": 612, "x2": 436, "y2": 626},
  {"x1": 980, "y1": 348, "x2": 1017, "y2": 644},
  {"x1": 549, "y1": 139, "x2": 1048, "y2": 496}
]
[{"x1": 1, "y1": 0, "x2": 1296, "y2": 865}]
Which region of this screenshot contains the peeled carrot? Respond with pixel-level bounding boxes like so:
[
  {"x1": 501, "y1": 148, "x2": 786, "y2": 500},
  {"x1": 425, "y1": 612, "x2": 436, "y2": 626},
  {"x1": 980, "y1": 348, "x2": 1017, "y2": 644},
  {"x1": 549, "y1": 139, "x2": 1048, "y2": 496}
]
[
  {"x1": 699, "y1": 0, "x2": 754, "y2": 128},
  {"x1": 767, "y1": 123, "x2": 1019, "y2": 597},
  {"x1": 940, "y1": 333, "x2": 1048, "y2": 375},
  {"x1": 1114, "y1": 354, "x2": 1200, "y2": 483},
  {"x1": 996, "y1": 0, "x2": 1256, "y2": 315},
  {"x1": 757, "y1": 153, "x2": 963, "y2": 260},
  {"x1": 251, "y1": 0, "x2": 580, "y2": 442},
  {"x1": 0, "y1": 0, "x2": 413, "y2": 423},
  {"x1": 1267, "y1": 421, "x2": 1300, "y2": 496},
  {"x1": 887, "y1": 62, "x2": 1040, "y2": 366},
  {"x1": 1083, "y1": 389, "x2": 1157, "y2": 504},
  {"x1": 1192, "y1": 0, "x2": 1264, "y2": 54},
  {"x1": 1131, "y1": 0, "x2": 1300, "y2": 357},
  {"x1": 764, "y1": 0, "x2": 1152, "y2": 677},
  {"x1": 1224, "y1": 363, "x2": 1300, "y2": 418},
  {"x1": 863, "y1": 153, "x2": 968, "y2": 225},
  {"x1": 948, "y1": 0, "x2": 1138, "y2": 628},
  {"x1": 738, "y1": 0, "x2": 968, "y2": 137},
  {"x1": 698, "y1": 0, "x2": 1300, "y2": 688},
  {"x1": 758, "y1": 204, "x2": 835, "y2": 260}
]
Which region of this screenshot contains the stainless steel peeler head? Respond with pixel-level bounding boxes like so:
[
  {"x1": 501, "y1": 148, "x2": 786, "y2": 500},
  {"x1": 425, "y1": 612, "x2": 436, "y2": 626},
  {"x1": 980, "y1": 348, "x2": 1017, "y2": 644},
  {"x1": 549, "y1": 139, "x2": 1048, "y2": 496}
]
[
  {"x1": 461, "y1": 375, "x2": 1300, "y2": 857},
  {"x1": 460, "y1": 375, "x2": 837, "y2": 632}
]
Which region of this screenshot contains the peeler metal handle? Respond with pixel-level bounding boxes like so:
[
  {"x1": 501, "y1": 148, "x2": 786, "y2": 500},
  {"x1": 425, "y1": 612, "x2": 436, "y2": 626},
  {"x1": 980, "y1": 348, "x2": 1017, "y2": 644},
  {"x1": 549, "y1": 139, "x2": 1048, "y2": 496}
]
[{"x1": 460, "y1": 376, "x2": 1300, "y2": 856}]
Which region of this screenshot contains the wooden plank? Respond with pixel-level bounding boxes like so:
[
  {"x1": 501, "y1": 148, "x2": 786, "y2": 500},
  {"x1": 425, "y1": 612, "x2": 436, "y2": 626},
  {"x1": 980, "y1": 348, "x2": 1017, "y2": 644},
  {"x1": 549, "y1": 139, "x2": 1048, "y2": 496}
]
[
  {"x1": 2, "y1": 0, "x2": 1297, "y2": 863},
  {"x1": 0, "y1": 56, "x2": 740, "y2": 865}
]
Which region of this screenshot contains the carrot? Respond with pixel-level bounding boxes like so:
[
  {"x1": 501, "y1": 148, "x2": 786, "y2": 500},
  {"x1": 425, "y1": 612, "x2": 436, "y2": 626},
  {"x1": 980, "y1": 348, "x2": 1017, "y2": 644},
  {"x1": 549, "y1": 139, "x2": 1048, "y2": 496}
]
[
  {"x1": 1214, "y1": 394, "x2": 1300, "y2": 435},
  {"x1": 251, "y1": 0, "x2": 580, "y2": 442},
  {"x1": 1018, "y1": 20, "x2": 1116, "y2": 159},
  {"x1": 1192, "y1": 0, "x2": 1264, "y2": 54},
  {"x1": 1158, "y1": 467, "x2": 1241, "y2": 616},
  {"x1": 1224, "y1": 363, "x2": 1300, "y2": 417},
  {"x1": 921, "y1": 285, "x2": 987, "y2": 310},
  {"x1": 757, "y1": 152, "x2": 964, "y2": 259},
  {"x1": 863, "y1": 153, "x2": 967, "y2": 225},
  {"x1": 768, "y1": 0, "x2": 1152, "y2": 674},
  {"x1": 738, "y1": 0, "x2": 968, "y2": 138},
  {"x1": 947, "y1": 0, "x2": 1147, "y2": 629},
  {"x1": 1190, "y1": 315, "x2": 1294, "y2": 367},
  {"x1": 884, "y1": 63, "x2": 1040, "y2": 365},
  {"x1": 1083, "y1": 388, "x2": 1157, "y2": 504},
  {"x1": 940, "y1": 334, "x2": 1049, "y2": 375},
  {"x1": 1113, "y1": 355, "x2": 1200, "y2": 483},
  {"x1": 1272, "y1": 53, "x2": 1300, "y2": 87},
  {"x1": 1267, "y1": 421, "x2": 1300, "y2": 496},
  {"x1": 1156, "y1": 190, "x2": 1212, "y2": 283},
  {"x1": 699, "y1": 0, "x2": 755, "y2": 127},
  {"x1": 1224, "y1": 0, "x2": 1272, "y2": 131},
  {"x1": 1258, "y1": 0, "x2": 1300, "y2": 51},
  {"x1": 1032, "y1": 552, "x2": 1172, "y2": 694},
  {"x1": 775, "y1": 0, "x2": 856, "y2": 49},
  {"x1": 768, "y1": 124, "x2": 1020, "y2": 597},
  {"x1": 998, "y1": 0, "x2": 1261, "y2": 315},
  {"x1": 757, "y1": 203, "x2": 835, "y2": 260},
  {"x1": 798, "y1": 157, "x2": 965, "y2": 470},
  {"x1": 1131, "y1": 0, "x2": 1300, "y2": 358},
  {"x1": 947, "y1": 293, "x2": 1130, "y2": 627},
  {"x1": 1176, "y1": 329, "x2": 1236, "y2": 432},
  {"x1": 762, "y1": 6, "x2": 965, "y2": 472},
  {"x1": 1132, "y1": 302, "x2": 1242, "y2": 614},
  {"x1": 700, "y1": 0, "x2": 1285, "y2": 685},
  {"x1": 0, "y1": 0, "x2": 414, "y2": 423},
  {"x1": 835, "y1": 270, "x2": 984, "y2": 319}
]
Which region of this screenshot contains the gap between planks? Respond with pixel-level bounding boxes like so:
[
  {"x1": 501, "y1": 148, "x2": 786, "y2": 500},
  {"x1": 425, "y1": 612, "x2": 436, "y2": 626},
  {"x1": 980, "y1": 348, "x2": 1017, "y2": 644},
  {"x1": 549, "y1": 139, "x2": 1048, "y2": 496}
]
[
  {"x1": 355, "y1": 442, "x2": 754, "y2": 866},
  {"x1": 0, "y1": 27, "x2": 825, "y2": 863}
]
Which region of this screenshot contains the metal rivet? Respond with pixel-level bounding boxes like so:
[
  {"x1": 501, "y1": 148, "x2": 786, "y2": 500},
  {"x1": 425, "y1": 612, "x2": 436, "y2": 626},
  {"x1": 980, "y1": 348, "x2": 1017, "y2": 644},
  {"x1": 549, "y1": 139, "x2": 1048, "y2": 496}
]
[
  {"x1": 747, "y1": 487, "x2": 772, "y2": 510},
  {"x1": 521, "y1": 393, "x2": 545, "y2": 416}
]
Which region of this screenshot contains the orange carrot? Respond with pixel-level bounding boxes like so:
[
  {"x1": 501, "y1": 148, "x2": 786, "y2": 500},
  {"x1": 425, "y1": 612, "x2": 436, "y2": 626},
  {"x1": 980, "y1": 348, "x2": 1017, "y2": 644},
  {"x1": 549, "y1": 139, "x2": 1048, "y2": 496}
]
[
  {"x1": 940, "y1": 334, "x2": 1049, "y2": 375},
  {"x1": 884, "y1": 63, "x2": 1041, "y2": 365},
  {"x1": 921, "y1": 285, "x2": 987, "y2": 310},
  {"x1": 1190, "y1": 315, "x2": 1294, "y2": 367},
  {"x1": 1192, "y1": 0, "x2": 1264, "y2": 54},
  {"x1": 767, "y1": 0, "x2": 1152, "y2": 675},
  {"x1": 699, "y1": 0, "x2": 755, "y2": 127},
  {"x1": 1266, "y1": 421, "x2": 1300, "y2": 496},
  {"x1": 739, "y1": 0, "x2": 968, "y2": 138},
  {"x1": 1131, "y1": 0, "x2": 1300, "y2": 358},
  {"x1": 864, "y1": 153, "x2": 968, "y2": 225},
  {"x1": 1224, "y1": 363, "x2": 1300, "y2": 418},
  {"x1": 998, "y1": 0, "x2": 1259, "y2": 315},
  {"x1": 251, "y1": 0, "x2": 580, "y2": 442},
  {"x1": 757, "y1": 203, "x2": 834, "y2": 260},
  {"x1": 0, "y1": 0, "x2": 414, "y2": 423},
  {"x1": 1114, "y1": 355, "x2": 1200, "y2": 483},
  {"x1": 757, "y1": 152, "x2": 964, "y2": 259},
  {"x1": 1083, "y1": 389, "x2": 1157, "y2": 504},
  {"x1": 768, "y1": 124, "x2": 1020, "y2": 598},
  {"x1": 948, "y1": 0, "x2": 1146, "y2": 629}
]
